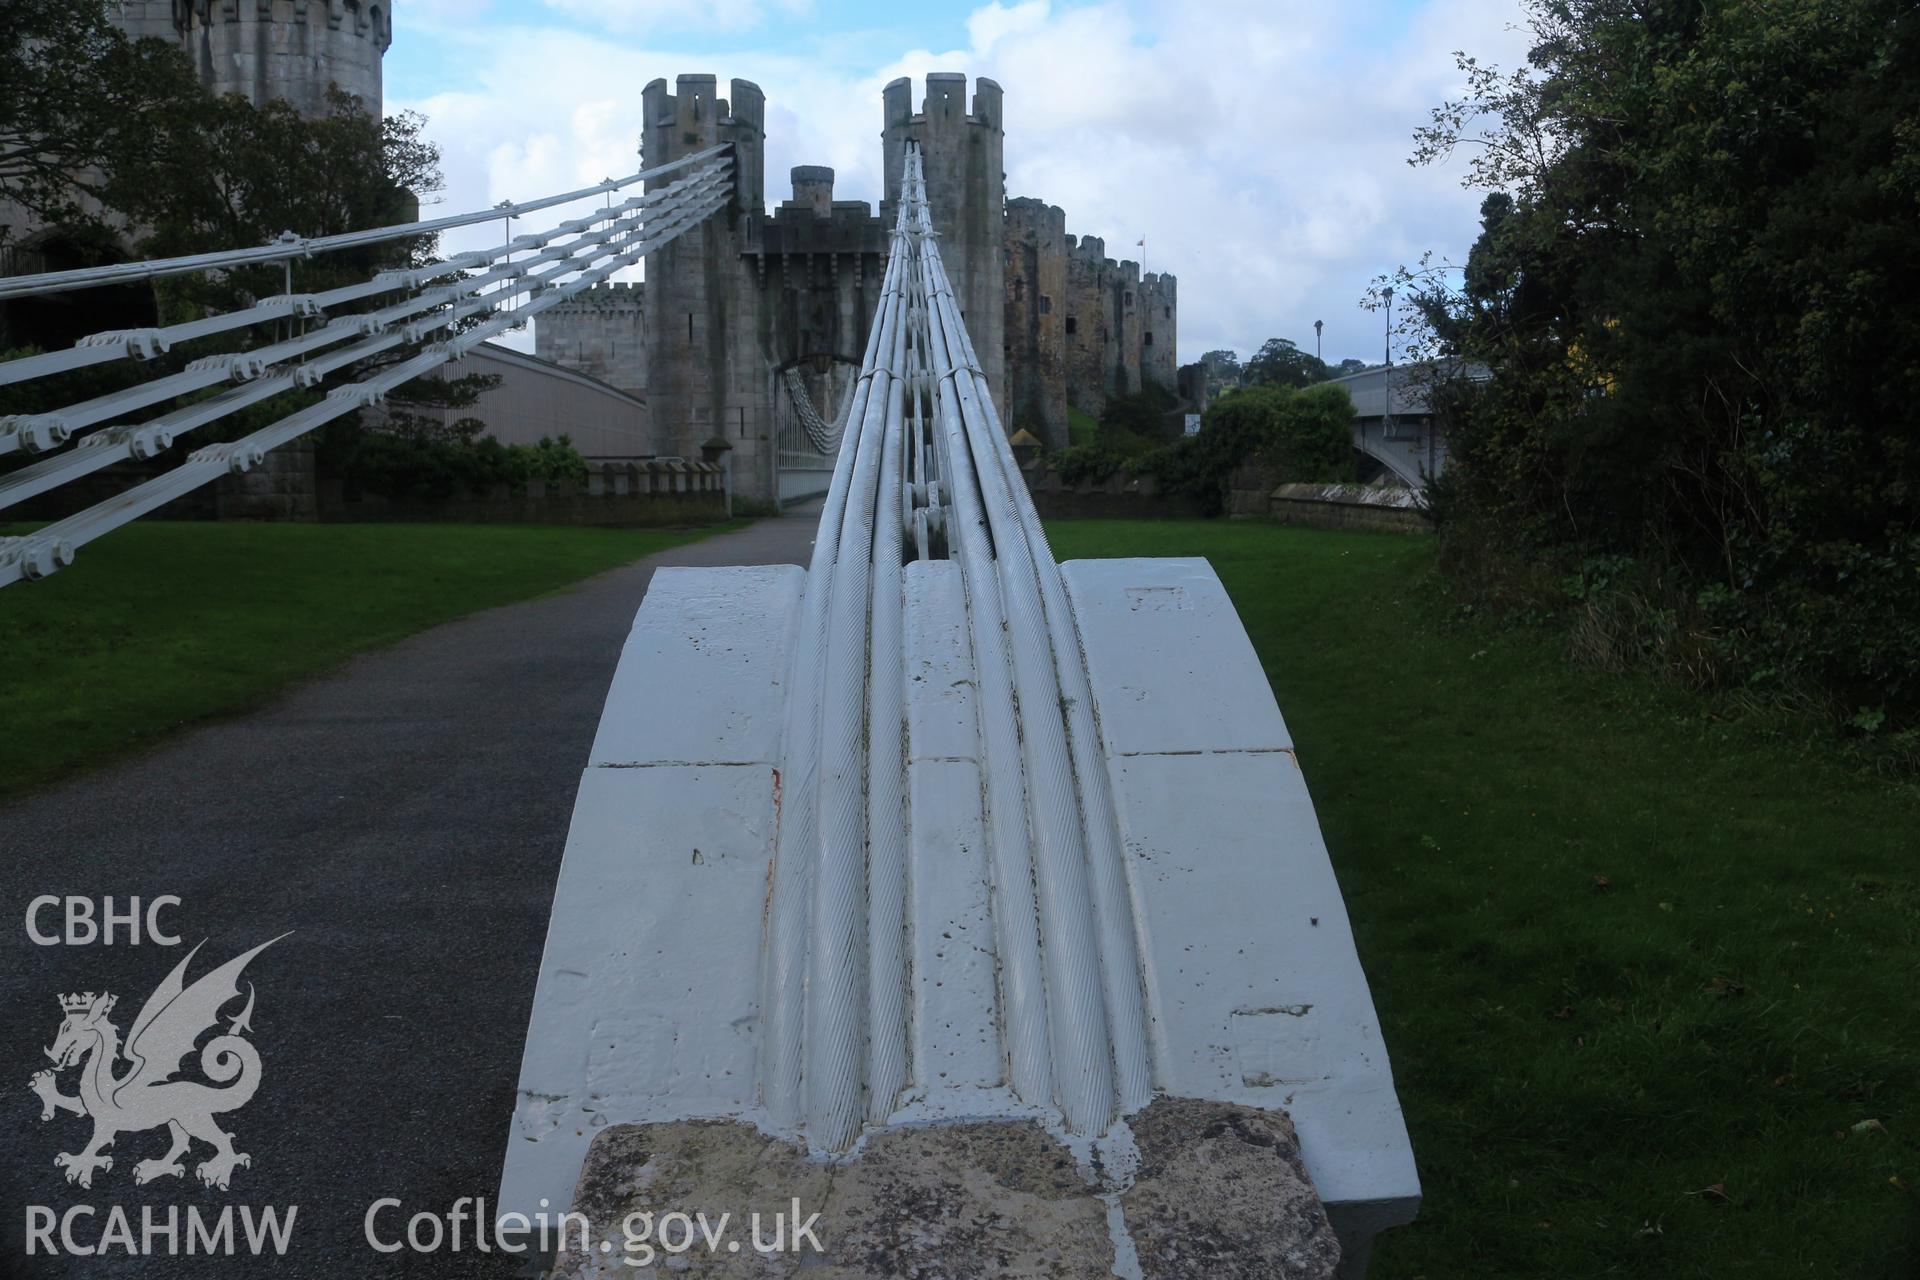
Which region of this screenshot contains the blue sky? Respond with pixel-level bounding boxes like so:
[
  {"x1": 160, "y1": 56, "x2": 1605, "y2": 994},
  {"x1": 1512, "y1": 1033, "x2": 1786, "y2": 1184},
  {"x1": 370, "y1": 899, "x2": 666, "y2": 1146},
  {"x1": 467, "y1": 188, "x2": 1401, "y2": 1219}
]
[{"x1": 385, "y1": 0, "x2": 1534, "y2": 364}]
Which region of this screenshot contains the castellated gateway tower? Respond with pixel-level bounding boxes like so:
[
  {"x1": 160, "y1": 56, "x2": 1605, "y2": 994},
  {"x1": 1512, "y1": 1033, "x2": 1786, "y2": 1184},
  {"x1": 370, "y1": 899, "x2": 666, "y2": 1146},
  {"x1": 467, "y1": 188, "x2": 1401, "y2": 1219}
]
[
  {"x1": 534, "y1": 74, "x2": 1178, "y2": 502},
  {"x1": 110, "y1": 0, "x2": 391, "y2": 117},
  {"x1": 882, "y1": 74, "x2": 1007, "y2": 421}
]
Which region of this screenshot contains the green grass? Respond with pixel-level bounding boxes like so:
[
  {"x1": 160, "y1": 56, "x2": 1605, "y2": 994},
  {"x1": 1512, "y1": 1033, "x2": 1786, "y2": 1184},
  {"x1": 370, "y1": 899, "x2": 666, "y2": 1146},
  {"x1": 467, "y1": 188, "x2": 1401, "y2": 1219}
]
[
  {"x1": 0, "y1": 520, "x2": 733, "y2": 801},
  {"x1": 1045, "y1": 518, "x2": 1920, "y2": 1279},
  {"x1": 1067, "y1": 406, "x2": 1100, "y2": 447}
]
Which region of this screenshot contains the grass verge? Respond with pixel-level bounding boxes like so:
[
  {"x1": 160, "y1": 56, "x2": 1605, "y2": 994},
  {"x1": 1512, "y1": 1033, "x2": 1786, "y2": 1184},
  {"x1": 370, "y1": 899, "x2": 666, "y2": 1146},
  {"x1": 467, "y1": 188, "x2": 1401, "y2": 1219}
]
[
  {"x1": 1045, "y1": 518, "x2": 1920, "y2": 1279},
  {"x1": 0, "y1": 520, "x2": 734, "y2": 802},
  {"x1": 1067, "y1": 406, "x2": 1100, "y2": 447}
]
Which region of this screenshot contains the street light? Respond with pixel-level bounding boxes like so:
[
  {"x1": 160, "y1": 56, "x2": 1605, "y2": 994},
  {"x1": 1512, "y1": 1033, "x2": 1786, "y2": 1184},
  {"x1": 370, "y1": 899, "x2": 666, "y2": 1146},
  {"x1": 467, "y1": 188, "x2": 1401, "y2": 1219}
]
[
  {"x1": 1382, "y1": 287, "x2": 1394, "y2": 367},
  {"x1": 1314, "y1": 319, "x2": 1323, "y2": 363}
]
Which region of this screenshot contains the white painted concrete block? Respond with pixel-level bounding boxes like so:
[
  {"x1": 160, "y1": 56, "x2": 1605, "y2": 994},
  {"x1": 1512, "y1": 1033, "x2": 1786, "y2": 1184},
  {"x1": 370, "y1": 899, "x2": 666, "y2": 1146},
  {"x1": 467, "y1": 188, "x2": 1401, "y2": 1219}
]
[
  {"x1": 1062, "y1": 557, "x2": 1420, "y2": 1239},
  {"x1": 588, "y1": 564, "x2": 804, "y2": 767},
  {"x1": 501, "y1": 567, "x2": 802, "y2": 1221},
  {"x1": 1058, "y1": 557, "x2": 1290, "y2": 756}
]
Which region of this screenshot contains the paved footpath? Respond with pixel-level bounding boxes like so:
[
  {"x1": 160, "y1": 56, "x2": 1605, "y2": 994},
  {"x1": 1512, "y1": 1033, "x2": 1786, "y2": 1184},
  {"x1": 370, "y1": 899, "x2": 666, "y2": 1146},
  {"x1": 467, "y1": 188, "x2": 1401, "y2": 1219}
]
[{"x1": 0, "y1": 507, "x2": 820, "y2": 1278}]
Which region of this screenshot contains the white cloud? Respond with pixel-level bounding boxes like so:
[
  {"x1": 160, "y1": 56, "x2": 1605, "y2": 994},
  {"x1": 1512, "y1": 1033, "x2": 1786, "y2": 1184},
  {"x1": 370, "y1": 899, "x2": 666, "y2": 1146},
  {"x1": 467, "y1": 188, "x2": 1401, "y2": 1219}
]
[
  {"x1": 388, "y1": 0, "x2": 1535, "y2": 363},
  {"x1": 966, "y1": 1, "x2": 1050, "y2": 56}
]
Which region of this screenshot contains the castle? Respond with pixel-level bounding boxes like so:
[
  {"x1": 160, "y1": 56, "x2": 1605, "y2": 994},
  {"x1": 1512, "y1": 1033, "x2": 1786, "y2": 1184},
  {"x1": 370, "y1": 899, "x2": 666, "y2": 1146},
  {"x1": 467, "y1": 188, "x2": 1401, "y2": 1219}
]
[
  {"x1": 536, "y1": 73, "x2": 1180, "y2": 501},
  {"x1": 30, "y1": 11, "x2": 1181, "y2": 505},
  {"x1": 108, "y1": 0, "x2": 390, "y2": 117}
]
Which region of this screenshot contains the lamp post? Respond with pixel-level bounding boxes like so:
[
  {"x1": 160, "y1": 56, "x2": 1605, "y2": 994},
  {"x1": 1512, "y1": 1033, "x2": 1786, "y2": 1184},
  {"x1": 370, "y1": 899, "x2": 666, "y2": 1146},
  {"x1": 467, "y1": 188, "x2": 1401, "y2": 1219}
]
[
  {"x1": 1382, "y1": 287, "x2": 1394, "y2": 367},
  {"x1": 1314, "y1": 319, "x2": 1323, "y2": 363}
]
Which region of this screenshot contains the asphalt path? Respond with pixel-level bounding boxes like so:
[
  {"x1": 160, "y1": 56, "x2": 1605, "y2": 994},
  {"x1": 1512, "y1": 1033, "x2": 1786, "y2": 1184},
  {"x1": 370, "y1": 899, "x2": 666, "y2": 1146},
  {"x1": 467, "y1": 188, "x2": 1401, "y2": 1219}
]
[{"x1": 0, "y1": 506, "x2": 821, "y2": 1278}]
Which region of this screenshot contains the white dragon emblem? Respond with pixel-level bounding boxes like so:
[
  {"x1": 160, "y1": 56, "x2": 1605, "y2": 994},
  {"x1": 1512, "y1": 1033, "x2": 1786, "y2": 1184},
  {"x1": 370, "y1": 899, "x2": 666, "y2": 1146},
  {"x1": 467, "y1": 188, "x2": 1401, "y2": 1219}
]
[{"x1": 28, "y1": 936, "x2": 285, "y2": 1190}]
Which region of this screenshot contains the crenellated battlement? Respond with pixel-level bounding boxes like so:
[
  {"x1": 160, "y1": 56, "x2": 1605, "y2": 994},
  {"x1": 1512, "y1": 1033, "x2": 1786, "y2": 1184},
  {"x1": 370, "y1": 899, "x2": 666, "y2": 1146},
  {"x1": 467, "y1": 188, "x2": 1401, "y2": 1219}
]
[
  {"x1": 641, "y1": 74, "x2": 766, "y2": 212},
  {"x1": 542, "y1": 282, "x2": 647, "y2": 313}
]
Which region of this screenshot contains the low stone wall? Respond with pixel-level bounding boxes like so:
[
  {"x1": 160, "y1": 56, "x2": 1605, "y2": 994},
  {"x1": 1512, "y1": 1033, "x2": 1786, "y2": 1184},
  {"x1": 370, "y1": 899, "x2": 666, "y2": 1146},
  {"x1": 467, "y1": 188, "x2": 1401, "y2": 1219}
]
[
  {"x1": 1257, "y1": 482, "x2": 1430, "y2": 535},
  {"x1": 14, "y1": 448, "x2": 729, "y2": 528},
  {"x1": 322, "y1": 460, "x2": 727, "y2": 526},
  {"x1": 1020, "y1": 461, "x2": 1207, "y2": 519}
]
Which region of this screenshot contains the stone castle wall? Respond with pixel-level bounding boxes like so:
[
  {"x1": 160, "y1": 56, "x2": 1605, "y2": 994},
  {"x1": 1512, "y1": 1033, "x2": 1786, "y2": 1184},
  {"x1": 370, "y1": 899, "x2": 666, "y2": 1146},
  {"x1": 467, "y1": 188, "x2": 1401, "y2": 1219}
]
[{"x1": 534, "y1": 282, "x2": 649, "y2": 397}]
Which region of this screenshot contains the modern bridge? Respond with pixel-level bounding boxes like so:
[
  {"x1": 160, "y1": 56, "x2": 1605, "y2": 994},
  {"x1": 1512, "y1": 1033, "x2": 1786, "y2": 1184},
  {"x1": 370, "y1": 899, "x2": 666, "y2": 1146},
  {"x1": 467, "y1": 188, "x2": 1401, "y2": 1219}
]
[
  {"x1": 1324, "y1": 360, "x2": 1490, "y2": 489},
  {"x1": 0, "y1": 98, "x2": 1417, "y2": 1277}
]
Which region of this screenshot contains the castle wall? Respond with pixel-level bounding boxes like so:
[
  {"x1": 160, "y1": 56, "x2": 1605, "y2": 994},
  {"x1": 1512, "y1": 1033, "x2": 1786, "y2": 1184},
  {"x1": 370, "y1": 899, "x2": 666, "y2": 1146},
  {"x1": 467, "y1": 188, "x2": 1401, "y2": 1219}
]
[
  {"x1": 110, "y1": 0, "x2": 390, "y2": 117},
  {"x1": 534, "y1": 282, "x2": 648, "y2": 397},
  {"x1": 1050, "y1": 231, "x2": 1178, "y2": 422}
]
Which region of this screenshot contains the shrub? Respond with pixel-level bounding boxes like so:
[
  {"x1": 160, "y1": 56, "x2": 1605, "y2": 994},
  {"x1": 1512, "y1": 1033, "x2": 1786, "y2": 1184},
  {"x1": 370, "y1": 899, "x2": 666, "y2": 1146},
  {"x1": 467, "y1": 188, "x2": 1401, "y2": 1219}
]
[{"x1": 336, "y1": 431, "x2": 587, "y2": 500}]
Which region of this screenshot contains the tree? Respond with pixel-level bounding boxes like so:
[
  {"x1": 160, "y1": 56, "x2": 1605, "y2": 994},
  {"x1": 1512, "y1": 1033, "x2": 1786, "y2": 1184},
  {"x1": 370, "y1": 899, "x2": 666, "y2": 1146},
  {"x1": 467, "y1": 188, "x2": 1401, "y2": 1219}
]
[
  {"x1": 1, "y1": 6, "x2": 493, "y2": 475},
  {"x1": 1243, "y1": 337, "x2": 1330, "y2": 389},
  {"x1": 1401, "y1": 0, "x2": 1920, "y2": 718},
  {"x1": 0, "y1": 1, "x2": 206, "y2": 241},
  {"x1": 1198, "y1": 348, "x2": 1242, "y2": 397}
]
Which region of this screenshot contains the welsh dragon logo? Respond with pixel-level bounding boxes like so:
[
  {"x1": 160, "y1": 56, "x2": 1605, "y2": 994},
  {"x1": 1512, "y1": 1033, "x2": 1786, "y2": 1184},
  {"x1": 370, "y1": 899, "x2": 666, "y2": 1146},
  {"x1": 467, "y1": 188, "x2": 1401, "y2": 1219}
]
[{"x1": 28, "y1": 936, "x2": 285, "y2": 1190}]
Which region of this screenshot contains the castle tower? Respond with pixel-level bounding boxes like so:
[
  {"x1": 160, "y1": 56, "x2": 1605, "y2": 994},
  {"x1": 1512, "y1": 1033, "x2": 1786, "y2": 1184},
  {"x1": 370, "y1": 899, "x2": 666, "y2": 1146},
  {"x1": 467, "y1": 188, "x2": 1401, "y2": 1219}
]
[
  {"x1": 640, "y1": 75, "x2": 770, "y2": 484},
  {"x1": 1003, "y1": 198, "x2": 1068, "y2": 448},
  {"x1": 110, "y1": 0, "x2": 393, "y2": 118},
  {"x1": 882, "y1": 74, "x2": 1006, "y2": 421},
  {"x1": 1140, "y1": 272, "x2": 1179, "y2": 393}
]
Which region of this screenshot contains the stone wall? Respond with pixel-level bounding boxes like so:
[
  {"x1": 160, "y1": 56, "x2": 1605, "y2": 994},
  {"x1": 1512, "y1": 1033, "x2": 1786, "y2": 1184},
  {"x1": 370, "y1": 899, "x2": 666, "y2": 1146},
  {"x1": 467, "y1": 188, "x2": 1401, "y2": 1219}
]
[
  {"x1": 1259, "y1": 482, "x2": 1431, "y2": 534},
  {"x1": 321, "y1": 460, "x2": 728, "y2": 526},
  {"x1": 16, "y1": 449, "x2": 729, "y2": 528}
]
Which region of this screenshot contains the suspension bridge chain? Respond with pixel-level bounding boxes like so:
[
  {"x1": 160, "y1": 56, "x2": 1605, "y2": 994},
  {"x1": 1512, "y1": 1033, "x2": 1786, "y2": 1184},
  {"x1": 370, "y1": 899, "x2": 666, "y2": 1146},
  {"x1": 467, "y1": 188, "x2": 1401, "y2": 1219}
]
[
  {"x1": 763, "y1": 143, "x2": 1152, "y2": 1151},
  {"x1": 780, "y1": 365, "x2": 850, "y2": 457},
  {"x1": 0, "y1": 146, "x2": 734, "y2": 588}
]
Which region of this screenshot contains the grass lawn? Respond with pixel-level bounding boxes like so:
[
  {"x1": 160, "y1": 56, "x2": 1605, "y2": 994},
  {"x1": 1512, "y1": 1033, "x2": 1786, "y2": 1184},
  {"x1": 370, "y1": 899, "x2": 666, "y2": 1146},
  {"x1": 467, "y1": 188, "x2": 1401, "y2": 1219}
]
[
  {"x1": 1046, "y1": 519, "x2": 1920, "y2": 1279},
  {"x1": 1067, "y1": 405, "x2": 1100, "y2": 447},
  {"x1": 0, "y1": 520, "x2": 733, "y2": 802}
]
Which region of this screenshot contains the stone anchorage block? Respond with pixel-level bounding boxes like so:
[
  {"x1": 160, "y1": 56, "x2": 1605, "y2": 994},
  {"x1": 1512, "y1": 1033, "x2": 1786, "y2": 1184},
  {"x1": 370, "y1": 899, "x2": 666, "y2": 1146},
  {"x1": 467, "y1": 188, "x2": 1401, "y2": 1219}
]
[
  {"x1": 552, "y1": 1100, "x2": 1339, "y2": 1279},
  {"x1": 502, "y1": 557, "x2": 1417, "y2": 1277}
]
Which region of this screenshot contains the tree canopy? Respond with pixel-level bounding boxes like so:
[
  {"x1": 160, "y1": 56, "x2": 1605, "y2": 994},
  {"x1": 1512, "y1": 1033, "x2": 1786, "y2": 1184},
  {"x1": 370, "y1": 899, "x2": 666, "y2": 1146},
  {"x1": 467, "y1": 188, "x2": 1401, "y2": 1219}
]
[{"x1": 1242, "y1": 337, "x2": 1330, "y2": 389}]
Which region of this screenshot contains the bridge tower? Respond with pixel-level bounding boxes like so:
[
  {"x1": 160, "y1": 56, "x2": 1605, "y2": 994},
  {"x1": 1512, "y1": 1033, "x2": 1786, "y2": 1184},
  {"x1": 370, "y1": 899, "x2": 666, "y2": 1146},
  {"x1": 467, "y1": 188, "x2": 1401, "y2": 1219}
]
[
  {"x1": 641, "y1": 76, "x2": 768, "y2": 486},
  {"x1": 883, "y1": 74, "x2": 1006, "y2": 421},
  {"x1": 109, "y1": 0, "x2": 392, "y2": 118}
]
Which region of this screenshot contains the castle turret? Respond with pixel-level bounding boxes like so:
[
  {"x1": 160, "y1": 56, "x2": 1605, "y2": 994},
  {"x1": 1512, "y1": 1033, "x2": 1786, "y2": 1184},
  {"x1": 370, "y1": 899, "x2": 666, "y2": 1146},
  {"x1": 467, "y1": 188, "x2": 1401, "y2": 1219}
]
[
  {"x1": 640, "y1": 76, "x2": 774, "y2": 490},
  {"x1": 1003, "y1": 198, "x2": 1068, "y2": 448},
  {"x1": 1140, "y1": 272, "x2": 1179, "y2": 393},
  {"x1": 882, "y1": 74, "x2": 1007, "y2": 421},
  {"x1": 790, "y1": 167, "x2": 835, "y2": 218},
  {"x1": 109, "y1": 0, "x2": 393, "y2": 118}
]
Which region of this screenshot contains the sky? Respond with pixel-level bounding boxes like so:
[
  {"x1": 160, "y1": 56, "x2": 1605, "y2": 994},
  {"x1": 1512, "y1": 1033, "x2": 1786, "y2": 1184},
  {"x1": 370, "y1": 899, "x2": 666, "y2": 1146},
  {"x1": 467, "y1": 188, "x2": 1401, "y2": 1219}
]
[{"x1": 384, "y1": 0, "x2": 1535, "y2": 366}]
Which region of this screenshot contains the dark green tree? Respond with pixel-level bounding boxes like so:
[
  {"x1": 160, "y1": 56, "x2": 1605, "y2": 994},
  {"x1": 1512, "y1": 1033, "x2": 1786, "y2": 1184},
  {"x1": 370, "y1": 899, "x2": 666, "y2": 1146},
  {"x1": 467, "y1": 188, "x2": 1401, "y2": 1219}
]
[
  {"x1": 0, "y1": 1, "x2": 205, "y2": 242},
  {"x1": 1399, "y1": 0, "x2": 1920, "y2": 718}
]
